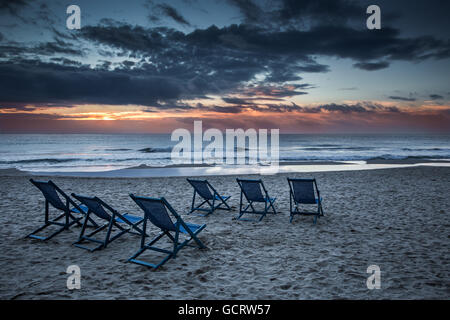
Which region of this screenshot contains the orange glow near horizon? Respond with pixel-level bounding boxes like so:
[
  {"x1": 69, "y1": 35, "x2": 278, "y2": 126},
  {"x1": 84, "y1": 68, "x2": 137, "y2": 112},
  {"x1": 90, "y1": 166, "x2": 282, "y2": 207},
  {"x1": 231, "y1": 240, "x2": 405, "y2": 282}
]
[{"x1": 1, "y1": 100, "x2": 450, "y2": 133}]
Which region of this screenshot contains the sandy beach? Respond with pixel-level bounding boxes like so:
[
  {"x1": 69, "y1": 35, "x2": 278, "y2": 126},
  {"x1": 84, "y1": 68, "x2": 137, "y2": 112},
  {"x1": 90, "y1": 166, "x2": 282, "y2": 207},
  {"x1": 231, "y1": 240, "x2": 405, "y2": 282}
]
[{"x1": 0, "y1": 166, "x2": 448, "y2": 300}]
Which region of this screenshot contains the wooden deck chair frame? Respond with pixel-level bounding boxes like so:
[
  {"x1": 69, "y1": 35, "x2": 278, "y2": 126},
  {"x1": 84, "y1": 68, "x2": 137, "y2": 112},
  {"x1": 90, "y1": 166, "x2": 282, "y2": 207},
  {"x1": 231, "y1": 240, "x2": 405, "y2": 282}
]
[
  {"x1": 287, "y1": 178, "x2": 324, "y2": 224},
  {"x1": 71, "y1": 194, "x2": 146, "y2": 252},
  {"x1": 128, "y1": 194, "x2": 206, "y2": 270},
  {"x1": 236, "y1": 179, "x2": 277, "y2": 222},
  {"x1": 187, "y1": 178, "x2": 231, "y2": 216},
  {"x1": 27, "y1": 179, "x2": 98, "y2": 241}
]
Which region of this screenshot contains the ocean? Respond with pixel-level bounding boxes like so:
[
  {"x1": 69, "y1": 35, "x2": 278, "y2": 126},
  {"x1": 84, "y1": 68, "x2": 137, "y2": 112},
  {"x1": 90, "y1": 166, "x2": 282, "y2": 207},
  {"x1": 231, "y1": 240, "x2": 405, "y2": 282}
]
[{"x1": 0, "y1": 133, "x2": 449, "y2": 172}]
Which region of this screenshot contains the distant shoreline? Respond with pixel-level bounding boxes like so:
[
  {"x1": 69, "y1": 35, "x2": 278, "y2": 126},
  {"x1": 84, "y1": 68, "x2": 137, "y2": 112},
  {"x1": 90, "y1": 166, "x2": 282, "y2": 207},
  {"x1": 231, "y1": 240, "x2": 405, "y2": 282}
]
[{"x1": 1, "y1": 158, "x2": 449, "y2": 178}]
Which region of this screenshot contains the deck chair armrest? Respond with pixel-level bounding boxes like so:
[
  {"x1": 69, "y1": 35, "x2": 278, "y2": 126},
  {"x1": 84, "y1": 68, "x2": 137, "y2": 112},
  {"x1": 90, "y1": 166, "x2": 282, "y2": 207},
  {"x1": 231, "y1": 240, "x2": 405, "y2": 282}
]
[
  {"x1": 68, "y1": 198, "x2": 87, "y2": 213},
  {"x1": 115, "y1": 213, "x2": 143, "y2": 224}
]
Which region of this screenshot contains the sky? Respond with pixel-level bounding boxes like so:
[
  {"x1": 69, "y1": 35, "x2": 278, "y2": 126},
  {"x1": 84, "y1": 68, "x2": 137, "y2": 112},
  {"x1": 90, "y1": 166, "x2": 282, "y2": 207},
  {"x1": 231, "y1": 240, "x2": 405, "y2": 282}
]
[{"x1": 0, "y1": 0, "x2": 449, "y2": 133}]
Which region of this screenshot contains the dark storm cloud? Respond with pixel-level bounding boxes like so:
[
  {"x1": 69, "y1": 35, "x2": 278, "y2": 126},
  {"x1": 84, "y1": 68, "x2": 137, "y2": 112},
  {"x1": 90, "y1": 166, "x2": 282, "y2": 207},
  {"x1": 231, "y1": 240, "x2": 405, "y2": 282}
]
[
  {"x1": 429, "y1": 94, "x2": 444, "y2": 100},
  {"x1": 0, "y1": 37, "x2": 84, "y2": 59},
  {"x1": 0, "y1": 61, "x2": 186, "y2": 105},
  {"x1": 34, "y1": 41, "x2": 84, "y2": 56},
  {"x1": 228, "y1": 0, "x2": 364, "y2": 26},
  {"x1": 0, "y1": 113, "x2": 61, "y2": 120},
  {"x1": 306, "y1": 103, "x2": 400, "y2": 114},
  {"x1": 353, "y1": 61, "x2": 390, "y2": 71},
  {"x1": 0, "y1": 0, "x2": 28, "y2": 15},
  {"x1": 156, "y1": 4, "x2": 191, "y2": 26},
  {"x1": 316, "y1": 103, "x2": 368, "y2": 113},
  {"x1": 146, "y1": 1, "x2": 191, "y2": 26},
  {"x1": 210, "y1": 105, "x2": 244, "y2": 114},
  {"x1": 227, "y1": 0, "x2": 263, "y2": 23},
  {"x1": 2, "y1": 0, "x2": 450, "y2": 110},
  {"x1": 222, "y1": 97, "x2": 253, "y2": 105},
  {"x1": 80, "y1": 22, "x2": 450, "y2": 67},
  {"x1": 181, "y1": 101, "x2": 401, "y2": 115},
  {"x1": 79, "y1": 24, "x2": 174, "y2": 53},
  {"x1": 239, "y1": 84, "x2": 312, "y2": 98},
  {"x1": 389, "y1": 96, "x2": 416, "y2": 102},
  {"x1": 278, "y1": 0, "x2": 362, "y2": 24}
]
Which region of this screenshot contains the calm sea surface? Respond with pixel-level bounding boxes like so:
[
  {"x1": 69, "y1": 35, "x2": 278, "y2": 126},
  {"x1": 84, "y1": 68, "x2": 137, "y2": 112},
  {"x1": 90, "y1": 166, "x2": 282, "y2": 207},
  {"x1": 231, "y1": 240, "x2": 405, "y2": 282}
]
[{"x1": 0, "y1": 134, "x2": 449, "y2": 172}]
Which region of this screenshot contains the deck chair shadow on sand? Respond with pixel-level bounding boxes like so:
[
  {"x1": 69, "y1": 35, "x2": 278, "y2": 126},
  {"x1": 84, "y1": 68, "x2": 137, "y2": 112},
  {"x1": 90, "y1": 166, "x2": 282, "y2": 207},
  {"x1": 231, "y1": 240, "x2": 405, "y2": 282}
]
[
  {"x1": 288, "y1": 178, "x2": 324, "y2": 224},
  {"x1": 236, "y1": 179, "x2": 277, "y2": 222},
  {"x1": 187, "y1": 178, "x2": 231, "y2": 216},
  {"x1": 27, "y1": 179, "x2": 99, "y2": 241},
  {"x1": 71, "y1": 194, "x2": 146, "y2": 252},
  {"x1": 128, "y1": 194, "x2": 206, "y2": 269}
]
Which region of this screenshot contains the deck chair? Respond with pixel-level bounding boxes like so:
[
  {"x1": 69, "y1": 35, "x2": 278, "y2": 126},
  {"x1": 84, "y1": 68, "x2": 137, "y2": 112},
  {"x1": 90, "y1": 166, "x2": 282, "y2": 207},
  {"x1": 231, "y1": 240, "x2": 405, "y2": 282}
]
[
  {"x1": 71, "y1": 194, "x2": 146, "y2": 252},
  {"x1": 27, "y1": 179, "x2": 98, "y2": 241},
  {"x1": 236, "y1": 179, "x2": 277, "y2": 222},
  {"x1": 128, "y1": 194, "x2": 206, "y2": 269},
  {"x1": 287, "y1": 178, "x2": 324, "y2": 224},
  {"x1": 187, "y1": 178, "x2": 231, "y2": 216}
]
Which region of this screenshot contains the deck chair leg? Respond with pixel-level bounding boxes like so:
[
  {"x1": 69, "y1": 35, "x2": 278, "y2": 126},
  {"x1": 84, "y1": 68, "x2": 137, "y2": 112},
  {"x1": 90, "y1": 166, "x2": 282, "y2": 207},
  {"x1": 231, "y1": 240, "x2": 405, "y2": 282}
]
[
  {"x1": 258, "y1": 212, "x2": 266, "y2": 222},
  {"x1": 189, "y1": 192, "x2": 213, "y2": 216},
  {"x1": 189, "y1": 192, "x2": 197, "y2": 214},
  {"x1": 85, "y1": 224, "x2": 107, "y2": 237},
  {"x1": 218, "y1": 200, "x2": 231, "y2": 211},
  {"x1": 173, "y1": 223, "x2": 206, "y2": 249},
  {"x1": 128, "y1": 231, "x2": 174, "y2": 269},
  {"x1": 76, "y1": 211, "x2": 91, "y2": 242},
  {"x1": 189, "y1": 233, "x2": 206, "y2": 249},
  {"x1": 173, "y1": 230, "x2": 180, "y2": 259},
  {"x1": 86, "y1": 217, "x2": 100, "y2": 228},
  {"x1": 28, "y1": 222, "x2": 67, "y2": 241},
  {"x1": 249, "y1": 202, "x2": 258, "y2": 214},
  {"x1": 236, "y1": 203, "x2": 249, "y2": 220},
  {"x1": 140, "y1": 218, "x2": 148, "y2": 248},
  {"x1": 47, "y1": 225, "x2": 69, "y2": 239},
  {"x1": 209, "y1": 199, "x2": 215, "y2": 215},
  {"x1": 269, "y1": 201, "x2": 277, "y2": 214},
  {"x1": 238, "y1": 192, "x2": 243, "y2": 218},
  {"x1": 103, "y1": 215, "x2": 116, "y2": 248},
  {"x1": 129, "y1": 220, "x2": 146, "y2": 237},
  {"x1": 26, "y1": 223, "x2": 50, "y2": 239},
  {"x1": 189, "y1": 199, "x2": 212, "y2": 216},
  {"x1": 44, "y1": 201, "x2": 49, "y2": 224},
  {"x1": 204, "y1": 199, "x2": 214, "y2": 216},
  {"x1": 27, "y1": 208, "x2": 81, "y2": 241},
  {"x1": 222, "y1": 197, "x2": 231, "y2": 210}
]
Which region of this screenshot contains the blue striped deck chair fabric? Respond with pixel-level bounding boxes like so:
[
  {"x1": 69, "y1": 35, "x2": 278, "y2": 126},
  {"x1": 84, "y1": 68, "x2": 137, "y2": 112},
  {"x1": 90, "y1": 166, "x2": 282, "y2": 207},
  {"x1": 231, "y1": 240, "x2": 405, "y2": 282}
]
[
  {"x1": 236, "y1": 179, "x2": 277, "y2": 222},
  {"x1": 71, "y1": 194, "x2": 145, "y2": 252},
  {"x1": 187, "y1": 178, "x2": 231, "y2": 216},
  {"x1": 27, "y1": 179, "x2": 98, "y2": 241},
  {"x1": 287, "y1": 178, "x2": 324, "y2": 224},
  {"x1": 128, "y1": 194, "x2": 206, "y2": 269}
]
